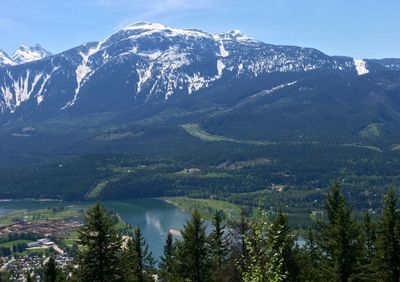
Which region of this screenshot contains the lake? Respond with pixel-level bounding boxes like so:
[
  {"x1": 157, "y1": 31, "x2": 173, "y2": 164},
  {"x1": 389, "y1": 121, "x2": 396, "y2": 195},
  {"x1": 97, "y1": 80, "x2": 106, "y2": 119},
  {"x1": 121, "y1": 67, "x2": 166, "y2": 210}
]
[{"x1": 0, "y1": 199, "x2": 190, "y2": 258}]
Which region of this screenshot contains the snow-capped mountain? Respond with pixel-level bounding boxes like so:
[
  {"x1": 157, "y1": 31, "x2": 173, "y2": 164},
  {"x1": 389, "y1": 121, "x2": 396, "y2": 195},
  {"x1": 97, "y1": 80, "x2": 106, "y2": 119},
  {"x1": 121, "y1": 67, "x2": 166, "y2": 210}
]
[
  {"x1": 12, "y1": 44, "x2": 52, "y2": 64},
  {"x1": 0, "y1": 22, "x2": 397, "y2": 118},
  {"x1": 0, "y1": 45, "x2": 51, "y2": 67},
  {"x1": 0, "y1": 50, "x2": 16, "y2": 67}
]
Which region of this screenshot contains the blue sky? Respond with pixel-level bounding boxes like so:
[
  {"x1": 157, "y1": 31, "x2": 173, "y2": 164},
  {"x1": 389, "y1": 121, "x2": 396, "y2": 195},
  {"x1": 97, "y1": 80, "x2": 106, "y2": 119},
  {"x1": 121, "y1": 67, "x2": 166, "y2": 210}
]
[{"x1": 0, "y1": 0, "x2": 398, "y2": 58}]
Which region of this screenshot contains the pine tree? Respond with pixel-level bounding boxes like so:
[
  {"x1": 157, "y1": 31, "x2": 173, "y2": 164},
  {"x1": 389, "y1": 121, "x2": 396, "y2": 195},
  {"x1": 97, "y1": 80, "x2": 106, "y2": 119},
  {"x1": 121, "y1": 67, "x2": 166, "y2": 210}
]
[
  {"x1": 352, "y1": 212, "x2": 377, "y2": 280},
  {"x1": 375, "y1": 190, "x2": 400, "y2": 282},
  {"x1": 159, "y1": 232, "x2": 177, "y2": 281},
  {"x1": 0, "y1": 258, "x2": 10, "y2": 282},
  {"x1": 297, "y1": 228, "x2": 323, "y2": 282},
  {"x1": 242, "y1": 208, "x2": 297, "y2": 282},
  {"x1": 242, "y1": 207, "x2": 271, "y2": 282},
  {"x1": 317, "y1": 182, "x2": 360, "y2": 282},
  {"x1": 176, "y1": 208, "x2": 212, "y2": 282},
  {"x1": 43, "y1": 256, "x2": 57, "y2": 282},
  {"x1": 268, "y1": 212, "x2": 299, "y2": 281},
  {"x1": 210, "y1": 210, "x2": 228, "y2": 271},
  {"x1": 26, "y1": 273, "x2": 34, "y2": 282},
  {"x1": 362, "y1": 212, "x2": 376, "y2": 262},
  {"x1": 123, "y1": 226, "x2": 155, "y2": 282},
  {"x1": 75, "y1": 203, "x2": 123, "y2": 282},
  {"x1": 305, "y1": 228, "x2": 319, "y2": 266},
  {"x1": 230, "y1": 207, "x2": 249, "y2": 274}
]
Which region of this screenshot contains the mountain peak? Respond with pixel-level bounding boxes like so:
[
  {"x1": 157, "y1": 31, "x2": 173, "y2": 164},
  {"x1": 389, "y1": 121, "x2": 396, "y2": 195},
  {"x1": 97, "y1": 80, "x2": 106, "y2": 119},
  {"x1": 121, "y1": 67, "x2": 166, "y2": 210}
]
[
  {"x1": 215, "y1": 29, "x2": 256, "y2": 42},
  {"x1": 122, "y1": 22, "x2": 168, "y2": 31},
  {"x1": 0, "y1": 49, "x2": 15, "y2": 66},
  {"x1": 12, "y1": 44, "x2": 52, "y2": 64},
  {"x1": 118, "y1": 22, "x2": 209, "y2": 39}
]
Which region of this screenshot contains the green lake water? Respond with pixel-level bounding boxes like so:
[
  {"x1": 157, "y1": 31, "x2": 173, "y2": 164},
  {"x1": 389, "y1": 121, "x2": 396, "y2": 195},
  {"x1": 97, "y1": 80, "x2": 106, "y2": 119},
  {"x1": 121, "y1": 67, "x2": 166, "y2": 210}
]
[{"x1": 0, "y1": 199, "x2": 190, "y2": 258}]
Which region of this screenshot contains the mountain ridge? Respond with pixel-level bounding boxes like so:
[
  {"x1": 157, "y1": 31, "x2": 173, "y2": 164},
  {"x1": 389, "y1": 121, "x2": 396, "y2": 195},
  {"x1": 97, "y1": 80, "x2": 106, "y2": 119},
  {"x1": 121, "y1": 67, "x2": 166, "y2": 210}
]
[
  {"x1": 0, "y1": 22, "x2": 374, "y2": 117},
  {"x1": 0, "y1": 22, "x2": 400, "y2": 150},
  {"x1": 0, "y1": 44, "x2": 51, "y2": 67}
]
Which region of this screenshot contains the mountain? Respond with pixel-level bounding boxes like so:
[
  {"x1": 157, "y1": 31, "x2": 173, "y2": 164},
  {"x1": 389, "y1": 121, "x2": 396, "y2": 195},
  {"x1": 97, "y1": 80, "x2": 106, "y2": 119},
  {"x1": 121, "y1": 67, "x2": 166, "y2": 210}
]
[
  {"x1": 11, "y1": 44, "x2": 52, "y2": 64},
  {"x1": 0, "y1": 22, "x2": 400, "y2": 146},
  {"x1": 0, "y1": 50, "x2": 15, "y2": 67},
  {"x1": 1, "y1": 23, "x2": 400, "y2": 207},
  {"x1": 0, "y1": 45, "x2": 51, "y2": 68},
  {"x1": 0, "y1": 22, "x2": 368, "y2": 116}
]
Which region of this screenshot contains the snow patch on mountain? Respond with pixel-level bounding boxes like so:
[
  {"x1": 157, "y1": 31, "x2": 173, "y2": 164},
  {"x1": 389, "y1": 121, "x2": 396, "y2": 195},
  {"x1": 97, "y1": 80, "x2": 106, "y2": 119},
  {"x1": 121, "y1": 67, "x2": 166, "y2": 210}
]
[
  {"x1": 36, "y1": 66, "x2": 60, "y2": 105},
  {"x1": 0, "y1": 22, "x2": 368, "y2": 114},
  {"x1": 124, "y1": 22, "x2": 209, "y2": 40},
  {"x1": 0, "y1": 50, "x2": 16, "y2": 66},
  {"x1": 217, "y1": 60, "x2": 225, "y2": 78},
  {"x1": 218, "y1": 41, "x2": 229, "y2": 57},
  {"x1": 12, "y1": 45, "x2": 51, "y2": 64},
  {"x1": 136, "y1": 62, "x2": 154, "y2": 93},
  {"x1": 187, "y1": 73, "x2": 208, "y2": 94},
  {"x1": 354, "y1": 59, "x2": 369, "y2": 75},
  {"x1": 139, "y1": 50, "x2": 162, "y2": 60},
  {"x1": 0, "y1": 70, "x2": 46, "y2": 112},
  {"x1": 62, "y1": 44, "x2": 102, "y2": 109},
  {"x1": 0, "y1": 84, "x2": 13, "y2": 111},
  {"x1": 216, "y1": 30, "x2": 256, "y2": 43},
  {"x1": 243, "y1": 81, "x2": 298, "y2": 105}
]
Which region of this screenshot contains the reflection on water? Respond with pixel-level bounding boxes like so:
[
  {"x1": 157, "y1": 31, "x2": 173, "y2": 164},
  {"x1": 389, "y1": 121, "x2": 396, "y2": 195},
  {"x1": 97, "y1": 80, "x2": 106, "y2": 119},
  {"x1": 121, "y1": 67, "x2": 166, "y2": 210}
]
[
  {"x1": 103, "y1": 199, "x2": 191, "y2": 258},
  {"x1": 0, "y1": 198, "x2": 190, "y2": 258},
  {"x1": 145, "y1": 213, "x2": 163, "y2": 233}
]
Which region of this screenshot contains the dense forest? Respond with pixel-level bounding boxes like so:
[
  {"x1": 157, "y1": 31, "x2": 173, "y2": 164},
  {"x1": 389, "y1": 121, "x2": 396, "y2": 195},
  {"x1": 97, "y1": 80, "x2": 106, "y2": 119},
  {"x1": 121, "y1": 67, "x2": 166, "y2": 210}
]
[
  {"x1": 2, "y1": 183, "x2": 399, "y2": 281},
  {"x1": 0, "y1": 144, "x2": 399, "y2": 229}
]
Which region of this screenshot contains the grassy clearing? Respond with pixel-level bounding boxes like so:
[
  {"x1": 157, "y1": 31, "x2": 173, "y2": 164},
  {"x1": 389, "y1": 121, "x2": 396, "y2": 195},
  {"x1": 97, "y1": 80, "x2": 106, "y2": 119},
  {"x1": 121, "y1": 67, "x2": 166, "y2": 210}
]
[
  {"x1": 85, "y1": 180, "x2": 114, "y2": 200},
  {"x1": 0, "y1": 208, "x2": 84, "y2": 227},
  {"x1": 19, "y1": 248, "x2": 48, "y2": 256},
  {"x1": 217, "y1": 158, "x2": 272, "y2": 170},
  {"x1": 163, "y1": 197, "x2": 242, "y2": 222},
  {"x1": 359, "y1": 123, "x2": 382, "y2": 138},
  {"x1": 86, "y1": 165, "x2": 146, "y2": 200},
  {"x1": 60, "y1": 230, "x2": 80, "y2": 247},
  {"x1": 0, "y1": 239, "x2": 33, "y2": 248},
  {"x1": 93, "y1": 131, "x2": 144, "y2": 141},
  {"x1": 181, "y1": 123, "x2": 272, "y2": 145},
  {"x1": 341, "y1": 143, "x2": 382, "y2": 152},
  {"x1": 391, "y1": 145, "x2": 400, "y2": 152}
]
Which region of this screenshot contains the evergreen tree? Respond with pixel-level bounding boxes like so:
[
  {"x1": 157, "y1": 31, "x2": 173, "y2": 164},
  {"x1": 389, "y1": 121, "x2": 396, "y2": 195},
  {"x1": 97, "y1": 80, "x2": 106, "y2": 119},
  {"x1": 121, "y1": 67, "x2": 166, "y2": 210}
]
[
  {"x1": 43, "y1": 256, "x2": 57, "y2": 282},
  {"x1": 75, "y1": 203, "x2": 123, "y2": 282},
  {"x1": 0, "y1": 258, "x2": 9, "y2": 282},
  {"x1": 297, "y1": 228, "x2": 323, "y2": 282},
  {"x1": 209, "y1": 210, "x2": 228, "y2": 271},
  {"x1": 268, "y1": 212, "x2": 299, "y2": 281},
  {"x1": 362, "y1": 212, "x2": 376, "y2": 261},
  {"x1": 26, "y1": 273, "x2": 33, "y2": 282},
  {"x1": 43, "y1": 256, "x2": 66, "y2": 282},
  {"x1": 230, "y1": 207, "x2": 249, "y2": 274},
  {"x1": 375, "y1": 190, "x2": 400, "y2": 282},
  {"x1": 352, "y1": 212, "x2": 377, "y2": 280},
  {"x1": 317, "y1": 182, "x2": 360, "y2": 282},
  {"x1": 242, "y1": 208, "x2": 274, "y2": 282},
  {"x1": 176, "y1": 208, "x2": 212, "y2": 282},
  {"x1": 305, "y1": 228, "x2": 319, "y2": 266},
  {"x1": 122, "y1": 226, "x2": 155, "y2": 282},
  {"x1": 242, "y1": 211, "x2": 297, "y2": 281},
  {"x1": 159, "y1": 232, "x2": 177, "y2": 281}
]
